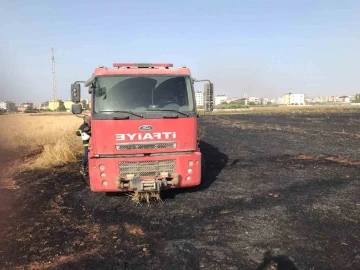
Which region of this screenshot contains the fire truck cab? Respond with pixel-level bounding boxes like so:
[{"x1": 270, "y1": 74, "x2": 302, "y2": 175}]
[{"x1": 71, "y1": 63, "x2": 214, "y2": 194}]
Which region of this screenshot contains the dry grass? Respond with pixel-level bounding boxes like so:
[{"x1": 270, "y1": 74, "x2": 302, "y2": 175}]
[
  {"x1": 0, "y1": 114, "x2": 83, "y2": 170},
  {"x1": 210, "y1": 105, "x2": 360, "y2": 115},
  {"x1": 1, "y1": 106, "x2": 357, "y2": 172},
  {"x1": 25, "y1": 248, "x2": 100, "y2": 270},
  {"x1": 124, "y1": 223, "x2": 146, "y2": 236},
  {"x1": 295, "y1": 154, "x2": 360, "y2": 165},
  {"x1": 127, "y1": 191, "x2": 162, "y2": 205}
]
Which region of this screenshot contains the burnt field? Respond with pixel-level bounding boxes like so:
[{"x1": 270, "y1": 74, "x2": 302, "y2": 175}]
[{"x1": 1, "y1": 112, "x2": 360, "y2": 270}]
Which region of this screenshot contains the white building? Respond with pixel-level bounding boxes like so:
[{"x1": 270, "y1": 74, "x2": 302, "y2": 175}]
[
  {"x1": 215, "y1": 95, "x2": 228, "y2": 105},
  {"x1": 284, "y1": 93, "x2": 305, "y2": 105},
  {"x1": 313, "y1": 96, "x2": 328, "y2": 103},
  {"x1": 261, "y1": 97, "x2": 269, "y2": 105},
  {"x1": 291, "y1": 94, "x2": 304, "y2": 105},
  {"x1": 277, "y1": 97, "x2": 285, "y2": 104},
  {"x1": 248, "y1": 97, "x2": 260, "y2": 104},
  {"x1": 227, "y1": 97, "x2": 241, "y2": 103},
  {"x1": 0, "y1": 101, "x2": 16, "y2": 111},
  {"x1": 0, "y1": 102, "x2": 6, "y2": 110},
  {"x1": 269, "y1": 97, "x2": 284, "y2": 105},
  {"x1": 305, "y1": 96, "x2": 315, "y2": 103},
  {"x1": 338, "y1": 96, "x2": 350, "y2": 103},
  {"x1": 194, "y1": 91, "x2": 204, "y2": 106}
]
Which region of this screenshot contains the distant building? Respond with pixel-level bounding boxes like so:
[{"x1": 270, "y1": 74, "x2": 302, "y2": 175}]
[
  {"x1": 40, "y1": 101, "x2": 49, "y2": 110},
  {"x1": 278, "y1": 97, "x2": 285, "y2": 104},
  {"x1": 269, "y1": 97, "x2": 284, "y2": 105},
  {"x1": 305, "y1": 96, "x2": 315, "y2": 103},
  {"x1": 81, "y1": 99, "x2": 88, "y2": 109},
  {"x1": 227, "y1": 97, "x2": 241, "y2": 103},
  {"x1": 338, "y1": 96, "x2": 350, "y2": 103},
  {"x1": 248, "y1": 97, "x2": 260, "y2": 104},
  {"x1": 215, "y1": 95, "x2": 227, "y2": 105},
  {"x1": 313, "y1": 96, "x2": 329, "y2": 103},
  {"x1": 195, "y1": 91, "x2": 204, "y2": 106},
  {"x1": 261, "y1": 97, "x2": 270, "y2": 105},
  {"x1": 238, "y1": 98, "x2": 248, "y2": 105},
  {"x1": 0, "y1": 101, "x2": 16, "y2": 112},
  {"x1": 63, "y1": 99, "x2": 89, "y2": 111},
  {"x1": 48, "y1": 100, "x2": 64, "y2": 111},
  {"x1": 22, "y1": 102, "x2": 33, "y2": 108},
  {"x1": 64, "y1": 100, "x2": 74, "y2": 110},
  {"x1": 328, "y1": 96, "x2": 336, "y2": 103},
  {"x1": 327, "y1": 96, "x2": 350, "y2": 103},
  {"x1": 0, "y1": 101, "x2": 7, "y2": 110},
  {"x1": 15, "y1": 102, "x2": 34, "y2": 112},
  {"x1": 16, "y1": 105, "x2": 25, "y2": 112},
  {"x1": 283, "y1": 93, "x2": 305, "y2": 105}
]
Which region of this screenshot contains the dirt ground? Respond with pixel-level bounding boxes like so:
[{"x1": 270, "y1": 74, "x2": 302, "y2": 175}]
[{"x1": 1, "y1": 112, "x2": 360, "y2": 270}]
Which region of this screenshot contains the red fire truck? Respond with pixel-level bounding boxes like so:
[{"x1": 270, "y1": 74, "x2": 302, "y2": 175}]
[{"x1": 71, "y1": 63, "x2": 214, "y2": 194}]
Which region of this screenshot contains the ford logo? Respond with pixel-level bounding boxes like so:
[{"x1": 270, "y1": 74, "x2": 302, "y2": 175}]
[{"x1": 139, "y1": 125, "x2": 154, "y2": 131}]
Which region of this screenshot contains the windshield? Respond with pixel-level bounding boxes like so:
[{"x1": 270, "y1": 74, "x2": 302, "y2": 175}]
[{"x1": 92, "y1": 76, "x2": 195, "y2": 116}]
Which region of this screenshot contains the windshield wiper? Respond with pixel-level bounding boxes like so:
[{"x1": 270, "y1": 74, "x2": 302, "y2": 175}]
[
  {"x1": 146, "y1": 109, "x2": 189, "y2": 117},
  {"x1": 99, "y1": 110, "x2": 144, "y2": 118},
  {"x1": 113, "y1": 116, "x2": 129, "y2": 120}
]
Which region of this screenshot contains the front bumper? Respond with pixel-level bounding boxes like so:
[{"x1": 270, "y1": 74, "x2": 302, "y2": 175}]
[{"x1": 88, "y1": 152, "x2": 201, "y2": 192}]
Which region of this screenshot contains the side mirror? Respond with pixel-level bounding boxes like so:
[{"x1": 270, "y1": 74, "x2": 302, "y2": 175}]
[
  {"x1": 71, "y1": 103, "x2": 83, "y2": 115},
  {"x1": 71, "y1": 83, "x2": 81, "y2": 103}
]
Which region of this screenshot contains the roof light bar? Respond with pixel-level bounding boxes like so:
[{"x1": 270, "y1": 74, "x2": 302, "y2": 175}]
[{"x1": 112, "y1": 63, "x2": 173, "y2": 68}]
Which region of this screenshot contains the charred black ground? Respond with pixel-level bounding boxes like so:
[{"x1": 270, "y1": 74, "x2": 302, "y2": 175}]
[{"x1": 1, "y1": 112, "x2": 360, "y2": 270}]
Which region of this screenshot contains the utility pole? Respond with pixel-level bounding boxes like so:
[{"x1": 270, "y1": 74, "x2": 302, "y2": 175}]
[{"x1": 51, "y1": 47, "x2": 57, "y2": 112}]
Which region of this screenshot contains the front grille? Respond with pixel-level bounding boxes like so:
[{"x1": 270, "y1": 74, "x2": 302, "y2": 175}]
[
  {"x1": 119, "y1": 160, "x2": 175, "y2": 177},
  {"x1": 116, "y1": 142, "x2": 176, "y2": 151}
]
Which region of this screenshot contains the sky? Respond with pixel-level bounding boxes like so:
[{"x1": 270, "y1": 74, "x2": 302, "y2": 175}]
[{"x1": 0, "y1": 0, "x2": 359, "y2": 104}]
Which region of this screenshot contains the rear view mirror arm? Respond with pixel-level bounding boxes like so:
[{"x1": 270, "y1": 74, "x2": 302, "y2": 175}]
[{"x1": 193, "y1": 79, "x2": 212, "y2": 84}]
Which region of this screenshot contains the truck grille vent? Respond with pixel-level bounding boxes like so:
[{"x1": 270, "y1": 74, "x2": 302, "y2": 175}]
[
  {"x1": 116, "y1": 142, "x2": 176, "y2": 150},
  {"x1": 119, "y1": 160, "x2": 175, "y2": 177}
]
